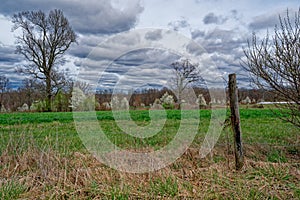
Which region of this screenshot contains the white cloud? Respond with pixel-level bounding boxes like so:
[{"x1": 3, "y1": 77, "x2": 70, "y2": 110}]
[{"x1": 0, "y1": 0, "x2": 144, "y2": 34}]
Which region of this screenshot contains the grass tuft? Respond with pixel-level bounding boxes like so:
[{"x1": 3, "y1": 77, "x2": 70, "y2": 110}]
[
  {"x1": 0, "y1": 180, "x2": 27, "y2": 200},
  {"x1": 150, "y1": 176, "x2": 178, "y2": 198}
]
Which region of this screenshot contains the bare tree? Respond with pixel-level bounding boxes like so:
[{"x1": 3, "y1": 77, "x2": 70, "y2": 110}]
[
  {"x1": 0, "y1": 75, "x2": 9, "y2": 111},
  {"x1": 72, "y1": 81, "x2": 92, "y2": 95},
  {"x1": 243, "y1": 8, "x2": 300, "y2": 127},
  {"x1": 12, "y1": 9, "x2": 76, "y2": 111},
  {"x1": 170, "y1": 59, "x2": 201, "y2": 108}
]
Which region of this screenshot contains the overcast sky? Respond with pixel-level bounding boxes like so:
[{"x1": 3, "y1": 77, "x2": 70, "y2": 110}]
[{"x1": 0, "y1": 0, "x2": 299, "y2": 89}]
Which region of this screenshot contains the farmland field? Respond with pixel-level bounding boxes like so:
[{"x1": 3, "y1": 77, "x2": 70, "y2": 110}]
[{"x1": 0, "y1": 108, "x2": 299, "y2": 199}]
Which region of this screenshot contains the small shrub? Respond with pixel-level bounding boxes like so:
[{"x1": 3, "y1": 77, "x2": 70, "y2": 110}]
[{"x1": 160, "y1": 92, "x2": 175, "y2": 109}]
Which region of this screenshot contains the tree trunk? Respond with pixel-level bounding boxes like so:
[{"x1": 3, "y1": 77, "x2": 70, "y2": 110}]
[
  {"x1": 177, "y1": 89, "x2": 181, "y2": 109},
  {"x1": 228, "y1": 73, "x2": 244, "y2": 170},
  {"x1": 46, "y1": 76, "x2": 52, "y2": 112},
  {"x1": 177, "y1": 78, "x2": 183, "y2": 109}
]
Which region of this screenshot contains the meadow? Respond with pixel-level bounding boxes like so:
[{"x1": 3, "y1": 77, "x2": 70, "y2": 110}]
[{"x1": 0, "y1": 108, "x2": 299, "y2": 199}]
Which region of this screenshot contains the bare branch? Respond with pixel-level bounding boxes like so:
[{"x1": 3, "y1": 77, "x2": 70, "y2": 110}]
[{"x1": 242, "y1": 8, "x2": 300, "y2": 127}]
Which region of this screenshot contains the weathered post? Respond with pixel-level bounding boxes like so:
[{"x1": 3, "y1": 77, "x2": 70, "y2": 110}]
[{"x1": 228, "y1": 73, "x2": 244, "y2": 170}]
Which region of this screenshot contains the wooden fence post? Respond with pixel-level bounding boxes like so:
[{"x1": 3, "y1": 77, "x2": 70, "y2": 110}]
[{"x1": 228, "y1": 73, "x2": 244, "y2": 170}]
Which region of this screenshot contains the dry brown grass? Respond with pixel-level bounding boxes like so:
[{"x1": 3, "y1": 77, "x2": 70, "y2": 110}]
[{"x1": 1, "y1": 141, "x2": 299, "y2": 199}]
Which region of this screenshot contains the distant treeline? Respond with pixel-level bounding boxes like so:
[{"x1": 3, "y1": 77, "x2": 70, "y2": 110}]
[{"x1": 0, "y1": 85, "x2": 278, "y2": 112}]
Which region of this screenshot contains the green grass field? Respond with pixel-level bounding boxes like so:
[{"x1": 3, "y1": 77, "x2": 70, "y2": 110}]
[{"x1": 0, "y1": 108, "x2": 299, "y2": 199}]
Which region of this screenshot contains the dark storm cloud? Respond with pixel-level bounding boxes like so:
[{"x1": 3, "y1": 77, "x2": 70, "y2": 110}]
[
  {"x1": 168, "y1": 17, "x2": 190, "y2": 31},
  {"x1": 248, "y1": 12, "x2": 280, "y2": 30},
  {"x1": 0, "y1": 0, "x2": 145, "y2": 88},
  {"x1": 0, "y1": 44, "x2": 24, "y2": 88},
  {"x1": 248, "y1": 8, "x2": 299, "y2": 31},
  {"x1": 191, "y1": 30, "x2": 205, "y2": 39},
  {"x1": 68, "y1": 34, "x2": 109, "y2": 59},
  {"x1": 0, "y1": 0, "x2": 144, "y2": 34},
  {"x1": 186, "y1": 41, "x2": 205, "y2": 56},
  {"x1": 189, "y1": 27, "x2": 249, "y2": 82},
  {"x1": 203, "y1": 12, "x2": 228, "y2": 25},
  {"x1": 200, "y1": 28, "x2": 247, "y2": 54},
  {"x1": 114, "y1": 49, "x2": 179, "y2": 67},
  {"x1": 145, "y1": 30, "x2": 163, "y2": 41},
  {"x1": 82, "y1": 48, "x2": 179, "y2": 90},
  {"x1": 96, "y1": 48, "x2": 178, "y2": 88},
  {"x1": 0, "y1": 44, "x2": 21, "y2": 64},
  {"x1": 68, "y1": 45, "x2": 91, "y2": 59}
]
